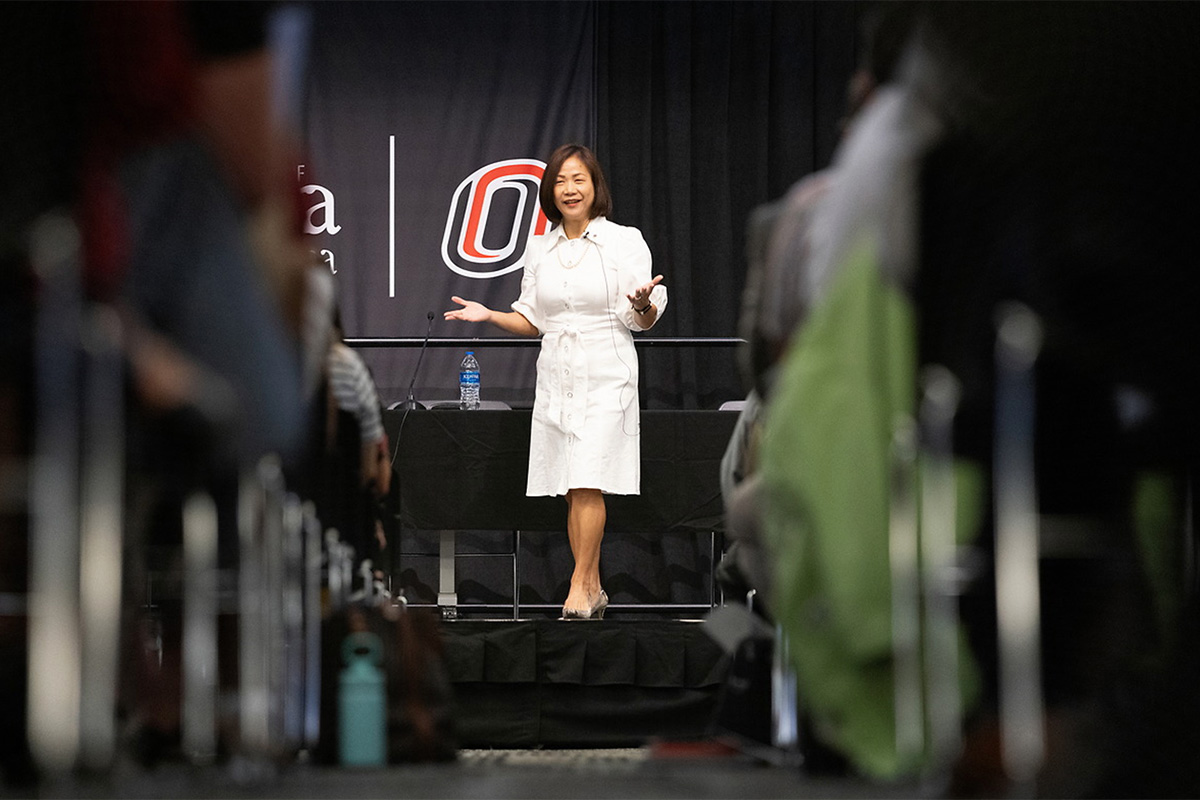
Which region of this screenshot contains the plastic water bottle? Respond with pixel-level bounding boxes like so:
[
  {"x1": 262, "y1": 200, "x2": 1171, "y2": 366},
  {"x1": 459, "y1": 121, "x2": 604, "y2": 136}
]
[{"x1": 459, "y1": 350, "x2": 480, "y2": 410}]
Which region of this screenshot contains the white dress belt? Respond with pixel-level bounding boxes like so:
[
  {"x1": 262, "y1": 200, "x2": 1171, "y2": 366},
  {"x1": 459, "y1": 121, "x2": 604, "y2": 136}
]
[{"x1": 541, "y1": 324, "x2": 596, "y2": 436}]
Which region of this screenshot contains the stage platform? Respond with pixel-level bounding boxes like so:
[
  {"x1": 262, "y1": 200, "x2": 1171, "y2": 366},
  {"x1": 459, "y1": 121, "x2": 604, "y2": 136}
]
[{"x1": 440, "y1": 618, "x2": 729, "y2": 748}]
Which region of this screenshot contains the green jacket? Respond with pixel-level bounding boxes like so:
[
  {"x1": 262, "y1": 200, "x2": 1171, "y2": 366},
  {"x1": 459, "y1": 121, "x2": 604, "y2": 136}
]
[{"x1": 761, "y1": 235, "x2": 981, "y2": 780}]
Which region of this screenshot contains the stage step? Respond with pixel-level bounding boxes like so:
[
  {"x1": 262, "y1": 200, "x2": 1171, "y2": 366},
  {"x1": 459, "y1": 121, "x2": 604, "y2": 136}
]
[{"x1": 440, "y1": 619, "x2": 730, "y2": 748}]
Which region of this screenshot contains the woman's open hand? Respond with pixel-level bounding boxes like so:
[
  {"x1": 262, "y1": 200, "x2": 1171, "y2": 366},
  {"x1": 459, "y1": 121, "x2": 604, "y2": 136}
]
[
  {"x1": 626, "y1": 275, "x2": 664, "y2": 310},
  {"x1": 444, "y1": 296, "x2": 491, "y2": 323}
]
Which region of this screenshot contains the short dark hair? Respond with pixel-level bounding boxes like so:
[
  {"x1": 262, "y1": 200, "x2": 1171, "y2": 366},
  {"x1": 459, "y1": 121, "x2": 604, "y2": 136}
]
[{"x1": 539, "y1": 143, "x2": 613, "y2": 224}]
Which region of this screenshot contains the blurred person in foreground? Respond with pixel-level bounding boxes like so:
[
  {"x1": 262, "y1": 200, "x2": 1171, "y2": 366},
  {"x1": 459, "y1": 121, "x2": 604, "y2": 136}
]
[
  {"x1": 80, "y1": 0, "x2": 317, "y2": 760},
  {"x1": 758, "y1": 2, "x2": 1199, "y2": 794},
  {"x1": 721, "y1": 1, "x2": 916, "y2": 620}
]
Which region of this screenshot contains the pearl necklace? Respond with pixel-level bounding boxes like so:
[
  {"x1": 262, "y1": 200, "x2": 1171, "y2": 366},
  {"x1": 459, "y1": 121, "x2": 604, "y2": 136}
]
[{"x1": 556, "y1": 237, "x2": 587, "y2": 269}]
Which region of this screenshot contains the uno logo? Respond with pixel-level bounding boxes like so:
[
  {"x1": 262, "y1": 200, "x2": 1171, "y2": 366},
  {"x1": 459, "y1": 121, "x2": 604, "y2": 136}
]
[{"x1": 441, "y1": 159, "x2": 551, "y2": 278}]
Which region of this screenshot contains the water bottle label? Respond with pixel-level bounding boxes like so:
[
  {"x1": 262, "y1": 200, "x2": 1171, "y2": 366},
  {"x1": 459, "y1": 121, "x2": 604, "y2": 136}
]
[{"x1": 460, "y1": 372, "x2": 480, "y2": 385}]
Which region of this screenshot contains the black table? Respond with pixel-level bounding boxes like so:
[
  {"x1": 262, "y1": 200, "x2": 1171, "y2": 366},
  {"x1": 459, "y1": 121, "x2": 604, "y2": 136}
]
[{"x1": 383, "y1": 408, "x2": 738, "y2": 617}]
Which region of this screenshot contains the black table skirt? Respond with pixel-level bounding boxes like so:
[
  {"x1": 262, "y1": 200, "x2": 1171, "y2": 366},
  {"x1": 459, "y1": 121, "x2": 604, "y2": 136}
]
[{"x1": 384, "y1": 409, "x2": 737, "y2": 534}]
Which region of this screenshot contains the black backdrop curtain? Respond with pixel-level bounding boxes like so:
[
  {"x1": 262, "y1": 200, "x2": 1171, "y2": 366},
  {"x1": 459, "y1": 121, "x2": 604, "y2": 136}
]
[
  {"x1": 303, "y1": 0, "x2": 865, "y2": 410},
  {"x1": 596, "y1": 1, "x2": 862, "y2": 408}
]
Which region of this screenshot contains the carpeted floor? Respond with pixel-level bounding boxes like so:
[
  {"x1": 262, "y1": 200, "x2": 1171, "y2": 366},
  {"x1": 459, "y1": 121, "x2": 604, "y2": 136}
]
[{"x1": 12, "y1": 744, "x2": 930, "y2": 800}]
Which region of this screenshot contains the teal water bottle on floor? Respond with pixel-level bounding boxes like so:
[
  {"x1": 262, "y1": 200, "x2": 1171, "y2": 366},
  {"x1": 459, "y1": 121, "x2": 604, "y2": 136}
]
[{"x1": 339, "y1": 631, "x2": 386, "y2": 766}]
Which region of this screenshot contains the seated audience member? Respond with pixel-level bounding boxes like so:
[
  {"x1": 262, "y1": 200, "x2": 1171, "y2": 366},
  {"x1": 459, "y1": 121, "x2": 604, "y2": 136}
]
[
  {"x1": 323, "y1": 324, "x2": 392, "y2": 566},
  {"x1": 721, "y1": 3, "x2": 916, "y2": 616},
  {"x1": 759, "y1": 3, "x2": 1199, "y2": 794}
]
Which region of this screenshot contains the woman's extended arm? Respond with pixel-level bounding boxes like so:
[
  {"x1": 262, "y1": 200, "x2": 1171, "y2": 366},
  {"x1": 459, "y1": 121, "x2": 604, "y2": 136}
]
[
  {"x1": 617, "y1": 226, "x2": 667, "y2": 331},
  {"x1": 444, "y1": 296, "x2": 539, "y2": 336}
]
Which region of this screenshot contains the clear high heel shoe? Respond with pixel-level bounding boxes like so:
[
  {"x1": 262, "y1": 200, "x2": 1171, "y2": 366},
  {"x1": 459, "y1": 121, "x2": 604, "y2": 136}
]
[{"x1": 561, "y1": 590, "x2": 608, "y2": 620}]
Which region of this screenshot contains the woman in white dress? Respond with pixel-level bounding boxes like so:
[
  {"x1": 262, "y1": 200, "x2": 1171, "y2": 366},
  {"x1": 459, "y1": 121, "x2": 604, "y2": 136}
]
[{"x1": 444, "y1": 143, "x2": 667, "y2": 619}]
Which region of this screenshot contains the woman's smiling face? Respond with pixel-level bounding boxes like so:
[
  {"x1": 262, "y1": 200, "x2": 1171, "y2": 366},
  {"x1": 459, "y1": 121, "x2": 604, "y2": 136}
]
[{"x1": 553, "y1": 155, "x2": 595, "y2": 228}]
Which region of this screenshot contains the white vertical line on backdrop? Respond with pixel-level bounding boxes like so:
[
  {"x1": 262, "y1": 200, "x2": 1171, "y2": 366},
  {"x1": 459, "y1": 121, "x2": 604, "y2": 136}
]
[{"x1": 389, "y1": 134, "x2": 396, "y2": 298}]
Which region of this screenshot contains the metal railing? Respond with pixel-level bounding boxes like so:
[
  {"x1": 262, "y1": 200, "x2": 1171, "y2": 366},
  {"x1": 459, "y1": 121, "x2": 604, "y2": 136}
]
[{"x1": 346, "y1": 336, "x2": 744, "y2": 349}]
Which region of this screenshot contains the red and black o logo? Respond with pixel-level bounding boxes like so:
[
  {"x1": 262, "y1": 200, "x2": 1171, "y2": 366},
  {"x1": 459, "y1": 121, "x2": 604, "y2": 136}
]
[{"x1": 441, "y1": 159, "x2": 551, "y2": 278}]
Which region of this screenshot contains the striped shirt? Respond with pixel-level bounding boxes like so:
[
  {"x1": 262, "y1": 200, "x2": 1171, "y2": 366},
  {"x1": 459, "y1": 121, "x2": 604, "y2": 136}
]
[{"x1": 326, "y1": 341, "x2": 384, "y2": 443}]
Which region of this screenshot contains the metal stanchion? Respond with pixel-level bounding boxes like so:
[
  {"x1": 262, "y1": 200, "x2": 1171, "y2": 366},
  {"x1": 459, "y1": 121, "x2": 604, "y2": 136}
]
[
  {"x1": 918, "y1": 366, "x2": 964, "y2": 776},
  {"x1": 888, "y1": 415, "x2": 923, "y2": 768},
  {"x1": 27, "y1": 212, "x2": 84, "y2": 775},
  {"x1": 325, "y1": 531, "x2": 353, "y2": 614},
  {"x1": 888, "y1": 365, "x2": 967, "y2": 783},
  {"x1": 770, "y1": 623, "x2": 799, "y2": 755},
  {"x1": 238, "y1": 458, "x2": 278, "y2": 763},
  {"x1": 302, "y1": 503, "x2": 323, "y2": 752},
  {"x1": 77, "y1": 305, "x2": 125, "y2": 772},
  {"x1": 281, "y1": 493, "x2": 305, "y2": 753},
  {"x1": 993, "y1": 303, "x2": 1045, "y2": 792},
  {"x1": 325, "y1": 531, "x2": 343, "y2": 613},
  {"x1": 183, "y1": 492, "x2": 219, "y2": 765},
  {"x1": 260, "y1": 459, "x2": 288, "y2": 759}
]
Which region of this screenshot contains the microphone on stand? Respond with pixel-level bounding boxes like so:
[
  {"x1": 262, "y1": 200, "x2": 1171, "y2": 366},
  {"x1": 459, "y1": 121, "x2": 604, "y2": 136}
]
[{"x1": 395, "y1": 312, "x2": 434, "y2": 411}]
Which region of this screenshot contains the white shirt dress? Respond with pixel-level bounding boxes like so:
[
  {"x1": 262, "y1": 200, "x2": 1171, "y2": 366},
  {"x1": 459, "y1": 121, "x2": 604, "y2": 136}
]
[{"x1": 511, "y1": 216, "x2": 668, "y2": 497}]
